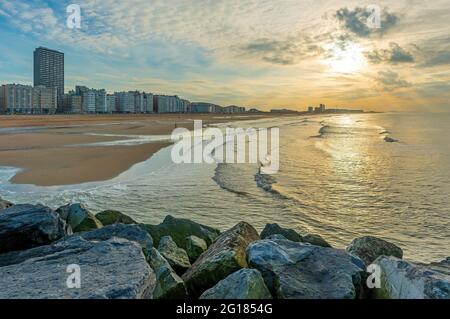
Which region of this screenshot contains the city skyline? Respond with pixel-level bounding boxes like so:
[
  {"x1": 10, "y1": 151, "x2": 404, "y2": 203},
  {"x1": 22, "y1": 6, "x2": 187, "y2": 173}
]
[{"x1": 0, "y1": 1, "x2": 449, "y2": 112}]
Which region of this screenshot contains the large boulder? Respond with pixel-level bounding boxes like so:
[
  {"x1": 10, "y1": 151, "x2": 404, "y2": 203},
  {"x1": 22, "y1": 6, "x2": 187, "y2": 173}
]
[
  {"x1": 425, "y1": 257, "x2": 450, "y2": 276},
  {"x1": 140, "y1": 215, "x2": 220, "y2": 249},
  {"x1": 75, "y1": 223, "x2": 153, "y2": 252},
  {"x1": 371, "y1": 256, "x2": 450, "y2": 299},
  {"x1": 182, "y1": 222, "x2": 259, "y2": 297},
  {"x1": 0, "y1": 223, "x2": 153, "y2": 268},
  {"x1": 200, "y1": 269, "x2": 272, "y2": 299},
  {"x1": 265, "y1": 234, "x2": 288, "y2": 240},
  {"x1": 0, "y1": 237, "x2": 156, "y2": 299},
  {"x1": 185, "y1": 235, "x2": 207, "y2": 263},
  {"x1": 247, "y1": 238, "x2": 366, "y2": 299},
  {"x1": 0, "y1": 204, "x2": 67, "y2": 254},
  {"x1": 346, "y1": 236, "x2": 403, "y2": 266},
  {"x1": 95, "y1": 210, "x2": 137, "y2": 226},
  {"x1": 0, "y1": 197, "x2": 13, "y2": 210},
  {"x1": 148, "y1": 248, "x2": 188, "y2": 299},
  {"x1": 260, "y1": 223, "x2": 303, "y2": 242},
  {"x1": 303, "y1": 234, "x2": 332, "y2": 248},
  {"x1": 158, "y1": 236, "x2": 191, "y2": 275},
  {"x1": 56, "y1": 203, "x2": 102, "y2": 232}
]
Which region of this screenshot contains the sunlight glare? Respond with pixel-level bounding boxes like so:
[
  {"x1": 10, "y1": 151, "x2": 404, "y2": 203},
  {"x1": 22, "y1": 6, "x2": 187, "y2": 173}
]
[{"x1": 325, "y1": 42, "x2": 366, "y2": 74}]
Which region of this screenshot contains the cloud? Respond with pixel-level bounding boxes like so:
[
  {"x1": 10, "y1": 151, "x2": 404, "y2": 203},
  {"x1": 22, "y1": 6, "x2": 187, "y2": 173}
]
[
  {"x1": 420, "y1": 51, "x2": 450, "y2": 68},
  {"x1": 237, "y1": 36, "x2": 324, "y2": 65},
  {"x1": 414, "y1": 81, "x2": 450, "y2": 98},
  {"x1": 367, "y1": 43, "x2": 415, "y2": 64},
  {"x1": 376, "y1": 70, "x2": 411, "y2": 90},
  {"x1": 335, "y1": 6, "x2": 398, "y2": 37}
]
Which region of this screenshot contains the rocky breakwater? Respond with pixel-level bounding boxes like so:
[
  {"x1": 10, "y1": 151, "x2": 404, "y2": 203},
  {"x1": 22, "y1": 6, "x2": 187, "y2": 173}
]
[{"x1": 0, "y1": 201, "x2": 448, "y2": 299}]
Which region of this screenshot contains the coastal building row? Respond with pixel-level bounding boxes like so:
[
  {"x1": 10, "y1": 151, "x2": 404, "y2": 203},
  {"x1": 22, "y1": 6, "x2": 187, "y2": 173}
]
[
  {"x1": 60, "y1": 89, "x2": 247, "y2": 114},
  {"x1": 306, "y1": 104, "x2": 363, "y2": 114},
  {"x1": 1, "y1": 46, "x2": 247, "y2": 114},
  {"x1": 189, "y1": 102, "x2": 245, "y2": 114},
  {"x1": 0, "y1": 84, "x2": 57, "y2": 114},
  {"x1": 0, "y1": 85, "x2": 248, "y2": 115}
]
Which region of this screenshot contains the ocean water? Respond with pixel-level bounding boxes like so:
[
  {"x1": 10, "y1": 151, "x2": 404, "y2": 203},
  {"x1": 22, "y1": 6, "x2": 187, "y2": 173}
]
[{"x1": 1, "y1": 113, "x2": 449, "y2": 262}]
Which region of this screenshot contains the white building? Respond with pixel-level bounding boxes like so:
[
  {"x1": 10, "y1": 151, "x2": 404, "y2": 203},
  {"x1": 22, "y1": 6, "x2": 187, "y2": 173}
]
[
  {"x1": 0, "y1": 84, "x2": 33, "y2": 113},
  {"x1": 142, "y1": 93, "x2": 154, "y2": 113},
  {"x1": 106, "y1": 94, "x2": 116, "y2": 113},
  {"x1": 69, "y1": 94, "x2": 83, "y2": 113},
  {"x1": 115, "y1": 92, "x2": 136, "y2": 113},
  {"x1": 190, "y1": 102, "x2": 223, "y2": 113},
  {"x1": 82, "y1": 91, "x2": 97, "y2": 113},
  {"x1": 154, "y1": 95, "x2": 189, "y2": 113},
  {"x1": 32, "y1": 86, "x2": 57, "y2": 114},
  {"x1": 95, "y1": 89, "x2": 107, "y2": 113}
]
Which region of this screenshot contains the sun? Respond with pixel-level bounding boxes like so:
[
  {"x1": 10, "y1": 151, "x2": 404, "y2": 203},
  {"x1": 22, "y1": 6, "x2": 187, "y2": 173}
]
[{"x1": 324, "y1": 42, "x2": 367, "y2": 74}]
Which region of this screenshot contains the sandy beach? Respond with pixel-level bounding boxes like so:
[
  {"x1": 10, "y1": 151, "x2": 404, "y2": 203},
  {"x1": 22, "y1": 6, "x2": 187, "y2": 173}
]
[{"x1": 0, "y1": 113, "x2": 278, "y2": 186}]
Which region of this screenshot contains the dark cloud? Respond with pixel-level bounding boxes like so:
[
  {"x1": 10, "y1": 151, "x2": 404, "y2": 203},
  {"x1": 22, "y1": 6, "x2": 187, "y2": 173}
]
[
  {"x1": 376, "y1": 70, "x2": 411, "y2": 90},
  {"x1": 420, "y1": 51, "x2": 450, "y2": 68},
  {"x1": 414, "y1": 81, "x2": 450, "y2": 98},
  {"x1": 335, "y1": 7, "x2": 398, "y2": 37},
  {"x1": 367, "y1": 43, "x2": 415, "y2": 64},
  {"x1": 238, "y1": 37, "x2": 324, "y2": 65}
]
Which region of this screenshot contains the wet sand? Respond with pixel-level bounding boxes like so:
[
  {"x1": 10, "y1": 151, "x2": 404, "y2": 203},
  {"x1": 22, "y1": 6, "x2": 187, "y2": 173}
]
[{"x1": 0, "y1": 113, "x2": 278, "y2": 186}]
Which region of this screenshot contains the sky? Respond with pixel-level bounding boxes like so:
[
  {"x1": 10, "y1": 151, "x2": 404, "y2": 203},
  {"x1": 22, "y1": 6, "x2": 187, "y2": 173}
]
[{"x1": 0, "y1": 0, "x2": 449, "y2": 112}]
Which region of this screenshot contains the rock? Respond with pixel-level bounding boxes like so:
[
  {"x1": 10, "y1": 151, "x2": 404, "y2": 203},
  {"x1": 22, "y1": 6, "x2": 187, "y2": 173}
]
[
  {"x1": 0, "y1": 237, "x2": 156, "y2": 299},
  {"x1": 303, "y1": 234, "x2": 332, "y2": 248},
  {"x1": 0, "y1": 197, "x2": 13, "y2": 210},
  {"x1": 75, "y1": 223, "x2": 153, "y2": 252},
  {"x1": 346, "y1": 236, "x2": 403, "y2": 266},
  {"x1": 185, "y1": 235, "x2": 207, "y2": 263},
  {"x1": 200, "y1": 269, "x2": 272, "y2": 299},
  {"x1": 260, "y1": 223, "x2": 303, "y2": 242},
  {"x1": 56, "y1": 203, "x2": 102, "y2": 232},
  {"x1": 0, "y1": 204, "x2": 67, "y2": 254},
  {"x1": 372, "y1": 256, "x2": 450, "y2": 299},
  {"x1": 96, "y1": 210, "x2": 137, "y2": 226},
  {"x1": 265, "y1": 234, "x2": 288, "y2": 240},
  {"x1": 0, "y1": 223, "x2": 153, "y2": 268},
  {"x1": 384, "y1": 136, "x2": 398, "y2": 143},
  {"x1": 148, "y1": 248, "x2": 188, "y2": 299},
  {"x1": 158, "y1": 236, "x2": 191, "y2": 275},
  {"x1": 182, "y1": 222, "x2": 259, "y2": 297},
  {"x1": 140, "y1": 215, "x2": 220, "y2": 249},
  {"x1": 425, "y1": 257, "x2": 450, "y2": 276},
  {"x1": 246, "y1": 238, "x2": 366, "y2": 299}
]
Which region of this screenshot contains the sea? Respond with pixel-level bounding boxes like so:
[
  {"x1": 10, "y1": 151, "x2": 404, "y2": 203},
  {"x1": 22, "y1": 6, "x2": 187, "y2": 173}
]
[{"x1": 1, "y1": 112, "x2": 449, "y2": 263}]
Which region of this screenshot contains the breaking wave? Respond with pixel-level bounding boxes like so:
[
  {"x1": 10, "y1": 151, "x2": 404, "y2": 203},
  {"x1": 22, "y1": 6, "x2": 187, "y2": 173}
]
[{"x1": 212, "y1": 164, "x2": 250, "y2": 196}]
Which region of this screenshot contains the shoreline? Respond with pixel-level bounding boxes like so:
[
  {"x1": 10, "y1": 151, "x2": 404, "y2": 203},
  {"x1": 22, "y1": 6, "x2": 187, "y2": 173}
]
[{"x1": 0, "y1": 113, "x2": 293, "y2": 187}]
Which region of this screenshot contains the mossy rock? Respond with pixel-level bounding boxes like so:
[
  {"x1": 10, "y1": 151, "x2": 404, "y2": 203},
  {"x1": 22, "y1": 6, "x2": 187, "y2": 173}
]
[
  {"x1": 140, "y1": 215, "x2": 220, "y2": 249},
  {"x1": 185, "y1": 235, "x2": 208, "y2": 263},
  {"x1": 260, "y1": 223, "x2": 303, "y2": 242},
  {"x1": 96, "y1": 210, "x2": 137, "y2": 226},
  {"x1": 346, "y1": 236, "x2": 403, "y2": 266},
  {"x1": 0, "y1": 198, "x2": 13, "y2": 211},
  {"x1": 158, "y1": 236, "x2": 191, "y2": 275},
  {"x1": 182, "y1": 222, "x2": 259, "y2": 297},
  {"x1": 200, "y1": 269, "x2": 272, "y2": 299},
  {"x1": 56, "y1": 203, "x2": 102, "y2": 233},
  {"x1": 303, "y1": 234, "x2": 332, "y2": 248},
  {"x1": 148, "y1": 248, "x2": 188, "y2": 299}
]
